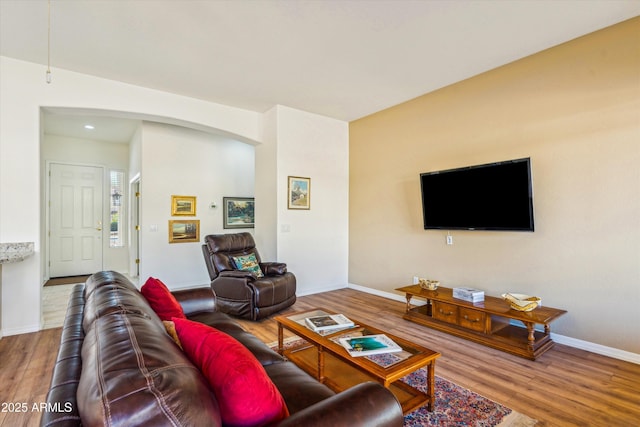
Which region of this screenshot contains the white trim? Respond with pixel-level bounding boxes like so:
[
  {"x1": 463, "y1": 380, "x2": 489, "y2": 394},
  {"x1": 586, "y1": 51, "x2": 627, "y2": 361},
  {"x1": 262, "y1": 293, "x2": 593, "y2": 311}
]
[
  {"x1": 550, "y1": 333, "x2": 640, "y2": 365},
  {"x1": 2, "y1": 324, "x2": 40, "y2": 337},
  {"x1": 297, "y1": 283, "x2": 347, "y2": 297},
  {"x1": 348, "y1": 283, "x2": 640, "y2": 365}
]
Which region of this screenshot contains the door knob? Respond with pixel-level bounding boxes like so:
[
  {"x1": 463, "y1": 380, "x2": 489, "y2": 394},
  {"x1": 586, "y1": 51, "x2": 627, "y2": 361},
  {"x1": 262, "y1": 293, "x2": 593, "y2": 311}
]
[{"x1": 96, "y1": 221, "x2": 102, "y2": 231}]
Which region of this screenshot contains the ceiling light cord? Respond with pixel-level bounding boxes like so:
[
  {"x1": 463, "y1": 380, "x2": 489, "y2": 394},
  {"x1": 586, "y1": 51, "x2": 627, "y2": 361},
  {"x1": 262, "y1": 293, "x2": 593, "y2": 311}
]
[{"x1": 46, "y1": 0, "x2": 52, "y2": 84}]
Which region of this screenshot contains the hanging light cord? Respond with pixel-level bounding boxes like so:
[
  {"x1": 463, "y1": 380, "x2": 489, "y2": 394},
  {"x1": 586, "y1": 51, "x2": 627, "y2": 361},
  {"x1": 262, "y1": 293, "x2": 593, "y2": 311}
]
[{"x1": 46, "y1": 0, "x2": 52, "y2": 83}]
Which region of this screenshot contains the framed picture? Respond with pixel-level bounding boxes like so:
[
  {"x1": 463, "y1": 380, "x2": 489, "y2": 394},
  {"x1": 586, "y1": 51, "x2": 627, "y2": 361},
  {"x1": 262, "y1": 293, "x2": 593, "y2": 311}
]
[
  {"x1": 168, "y1": 220, "x2": 200, "y2": 243},
  {"x1": 223, "y1": 197, "x2": 255, "y2": 229},
  {"x1": 171, "y1": 195, "x2": 196, "y2": 216},
  {"x1": 288, "y1": 176, "x2": 310, "y2": 210}
]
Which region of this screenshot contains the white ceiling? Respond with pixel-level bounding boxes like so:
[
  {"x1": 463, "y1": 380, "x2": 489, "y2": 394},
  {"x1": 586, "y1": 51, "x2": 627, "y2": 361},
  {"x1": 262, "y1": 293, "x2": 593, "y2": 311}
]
[
  {"x1": 42, "y1": 110, "x2": 141, "y2": 144},
  {"x1": 2, "y1": 0, "x2": 639, "y2": 141}
]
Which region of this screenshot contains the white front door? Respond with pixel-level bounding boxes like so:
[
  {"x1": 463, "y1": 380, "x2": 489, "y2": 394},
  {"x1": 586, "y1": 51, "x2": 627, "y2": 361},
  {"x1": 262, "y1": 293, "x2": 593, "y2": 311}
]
[{"x1": 49, "y1": 163, "x2": 104, "y2": 277}]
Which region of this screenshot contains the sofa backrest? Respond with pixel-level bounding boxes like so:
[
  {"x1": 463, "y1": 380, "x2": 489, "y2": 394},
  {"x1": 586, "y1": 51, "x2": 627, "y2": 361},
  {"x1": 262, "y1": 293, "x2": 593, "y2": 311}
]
[
  {"x1": 82, "y1": 271, "x2": 160, "y2": 333},
  {"x1": 203, "y1": 233, "x2": 263, "y2": 277}
]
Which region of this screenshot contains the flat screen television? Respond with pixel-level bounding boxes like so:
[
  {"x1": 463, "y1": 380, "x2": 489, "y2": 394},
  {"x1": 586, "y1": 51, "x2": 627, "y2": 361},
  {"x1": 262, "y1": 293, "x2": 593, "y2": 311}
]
[{"x1": 420, "y1": 158, "x2": 534, "y2": 231}]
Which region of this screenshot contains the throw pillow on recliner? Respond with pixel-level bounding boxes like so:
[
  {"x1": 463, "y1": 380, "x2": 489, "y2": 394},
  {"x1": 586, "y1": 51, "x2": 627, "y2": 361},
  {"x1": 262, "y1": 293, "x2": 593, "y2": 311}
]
[
  {"x1": 140, "y1": 277, "x2": 186, "y2": 321},
  {"x1": 172, "y1": 318, "x2": 289, "y2": 427},
  {"x1": 231, "y1": 253, "x2": 264, "y2": 278}
]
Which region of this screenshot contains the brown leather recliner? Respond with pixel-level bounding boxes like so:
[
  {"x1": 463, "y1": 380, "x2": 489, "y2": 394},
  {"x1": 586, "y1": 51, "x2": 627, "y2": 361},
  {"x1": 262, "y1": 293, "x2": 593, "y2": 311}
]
[{"x1": 202, "y1": 232, "x2": 296, "y2": 320}]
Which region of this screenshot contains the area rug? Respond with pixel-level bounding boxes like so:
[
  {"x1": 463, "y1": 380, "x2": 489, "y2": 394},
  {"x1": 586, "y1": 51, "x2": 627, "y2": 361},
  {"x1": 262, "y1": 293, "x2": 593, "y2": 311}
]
[
  {"x1": 270, "y1": 338, "x2": 536, "y2": 427},
  {"x1": 402, "y1": 372, "x2": 536, "y2": 427}
]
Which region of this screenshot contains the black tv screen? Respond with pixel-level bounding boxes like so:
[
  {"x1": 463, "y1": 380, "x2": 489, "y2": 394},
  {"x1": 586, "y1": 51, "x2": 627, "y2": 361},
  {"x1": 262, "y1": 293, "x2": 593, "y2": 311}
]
[{"x1": 420, "y1": 158, "x2": 534, "y2": 231}]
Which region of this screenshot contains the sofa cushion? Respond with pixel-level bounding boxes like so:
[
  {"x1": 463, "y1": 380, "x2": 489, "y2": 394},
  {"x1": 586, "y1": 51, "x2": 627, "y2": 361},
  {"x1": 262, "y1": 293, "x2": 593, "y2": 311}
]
[
  {"x1": 263, "y1": 362, "x2": 335, "y2": 415},
  {"x1": 173, "y1": 318, "x2": 289, "y2": 427},
  {"x1": 141, "y1": 277, "x2": 186, "y2": 321},
  {"x1": 78, "y1": 313, "x2": 221, "y2": 427},
  {"x1": 231, "y1": 253, "x2": 264, "y2": 278}
]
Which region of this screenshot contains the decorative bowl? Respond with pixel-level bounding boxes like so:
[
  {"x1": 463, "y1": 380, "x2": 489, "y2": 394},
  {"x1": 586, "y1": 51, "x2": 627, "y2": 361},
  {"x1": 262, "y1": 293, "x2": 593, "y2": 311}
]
[
  {"x1": 501, "y1": 293, "x2": 541, "y2": 312},
  {"x1": 419, "y1": 279, "x2": 440, "y2": 291}
]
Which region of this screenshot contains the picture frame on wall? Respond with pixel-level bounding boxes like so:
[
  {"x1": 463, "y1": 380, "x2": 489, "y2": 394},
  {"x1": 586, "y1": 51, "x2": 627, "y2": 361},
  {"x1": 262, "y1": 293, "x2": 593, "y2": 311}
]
[
  {"x1": 168, "y1": 219, "x2": 200, "y2": 243},
  {"x1": 223, "y1": 197, "x2": 255, "y2": 229},
  {"x1": 288, "y1": 176, "x2": 310, "y2": 210},
  {"x1": 171, "y1": 195, "x2": 196, "y2": 216}
]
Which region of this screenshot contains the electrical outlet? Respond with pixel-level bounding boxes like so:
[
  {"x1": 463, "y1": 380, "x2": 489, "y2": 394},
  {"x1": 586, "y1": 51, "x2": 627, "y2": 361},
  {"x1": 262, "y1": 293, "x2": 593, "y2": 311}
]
[{"x1": 446, "y1": 235, "x2": 453, "y2": 245}]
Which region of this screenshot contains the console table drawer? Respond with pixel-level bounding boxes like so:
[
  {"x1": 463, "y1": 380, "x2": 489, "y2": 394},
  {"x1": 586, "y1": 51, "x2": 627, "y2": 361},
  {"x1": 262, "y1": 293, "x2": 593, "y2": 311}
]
[
  {"x1": 433, "y1": 302, "x2": 458, "y2": 325},
  {"x1": 459, "y1": 307, "x2": 487, "y2": 332}
]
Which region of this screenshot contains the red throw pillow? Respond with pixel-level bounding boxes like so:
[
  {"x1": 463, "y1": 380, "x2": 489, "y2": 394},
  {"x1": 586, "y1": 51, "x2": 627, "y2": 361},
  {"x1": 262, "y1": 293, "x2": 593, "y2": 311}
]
[
  {"x1": 140, "y1": 277, "x2": 186, "y2": 321},
  {"x1": 172, "y1": 318, "x2": 289, "y2": 427}
]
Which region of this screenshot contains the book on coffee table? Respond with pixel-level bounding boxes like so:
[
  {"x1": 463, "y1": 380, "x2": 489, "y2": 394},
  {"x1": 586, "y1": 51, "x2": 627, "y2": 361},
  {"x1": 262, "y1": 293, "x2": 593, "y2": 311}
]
[
  {"x1": 305, "y1": 314, "x2": 354, "y2": 333},
  {"x1": 338, "y1": 334, "x2": 402, "y2": 357}
]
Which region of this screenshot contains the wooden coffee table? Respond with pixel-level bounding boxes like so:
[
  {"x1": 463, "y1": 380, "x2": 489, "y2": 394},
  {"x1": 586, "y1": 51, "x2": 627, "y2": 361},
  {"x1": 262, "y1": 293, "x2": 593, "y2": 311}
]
[{"x1": 275, "y1": 308, "x2": 441, "y2": 413}]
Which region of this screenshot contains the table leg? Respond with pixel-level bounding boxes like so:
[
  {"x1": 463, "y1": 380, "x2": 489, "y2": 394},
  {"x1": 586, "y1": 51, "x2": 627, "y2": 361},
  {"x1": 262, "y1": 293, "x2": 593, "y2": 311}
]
[
  {"x1": 427, "y1": 361, "x2": 435, "y2": 411},
  {"x1": 277, "y1": 323, "x2": 284, "y2": 355},
  {"x1": 525, "y1": 322, "x2": 536, "y2": 348},
  {"x1": 317, "y1": 346, "x2": 325, "y2": 383},
  {"x1": 405, "y1": 293, "x2": 413, "y2": 313}
]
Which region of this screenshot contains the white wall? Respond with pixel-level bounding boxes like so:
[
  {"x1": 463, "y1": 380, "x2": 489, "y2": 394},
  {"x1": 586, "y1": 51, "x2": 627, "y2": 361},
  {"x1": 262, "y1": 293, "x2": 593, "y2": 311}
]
[
  {"x1": 0, "y1": 57, "x2": 350, "y2": 336},
  {"x1": 254, "y1": 107, "x2": 279, "y2": 260},
  {"x1": 0, "y1": 57, "x2": 262, "y2": 335},
  {"x1": 138, "y1": 122, "x2": 255, "y2": 288},
  {"x1": 263, "y1": 106, "x2": 350, "y2": 295},
  {"x1": 41, "y1": 134, "x2": 130, "y2": 273}
]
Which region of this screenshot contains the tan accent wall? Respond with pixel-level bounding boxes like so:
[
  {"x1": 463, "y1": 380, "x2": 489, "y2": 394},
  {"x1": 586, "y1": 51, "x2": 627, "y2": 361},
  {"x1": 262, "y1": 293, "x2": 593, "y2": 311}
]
[{"x1": 349, "y1": 17, "x2": 640, "y2": 353}]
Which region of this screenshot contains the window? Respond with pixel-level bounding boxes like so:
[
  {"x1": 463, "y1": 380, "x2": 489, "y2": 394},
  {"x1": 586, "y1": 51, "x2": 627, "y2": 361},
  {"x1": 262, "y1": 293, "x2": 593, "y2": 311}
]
[{"x1": 109, "y1": 170, "x2": 125, "y2": 248}]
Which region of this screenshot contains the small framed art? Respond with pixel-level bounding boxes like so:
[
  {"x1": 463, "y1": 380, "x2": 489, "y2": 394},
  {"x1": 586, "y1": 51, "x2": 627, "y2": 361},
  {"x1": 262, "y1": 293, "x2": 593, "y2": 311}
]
[
  {"x1": 287, "y1": 176, "x2": 310, "y2": 210},
  {"x1": 168, "y1": 220, "x2": 200, "y2": 243},
  {"x1": 223, "y1": 197, "x2": 255, "y2": 229},
  {"x1": 171, "y1": 195, "x2": 196, "y2": 216}
]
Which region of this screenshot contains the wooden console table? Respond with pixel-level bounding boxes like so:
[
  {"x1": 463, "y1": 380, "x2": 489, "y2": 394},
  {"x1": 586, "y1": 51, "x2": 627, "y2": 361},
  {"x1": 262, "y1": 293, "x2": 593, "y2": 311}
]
[{"x1": 396, "y1": 285, "x2": 567, "y2": 360}]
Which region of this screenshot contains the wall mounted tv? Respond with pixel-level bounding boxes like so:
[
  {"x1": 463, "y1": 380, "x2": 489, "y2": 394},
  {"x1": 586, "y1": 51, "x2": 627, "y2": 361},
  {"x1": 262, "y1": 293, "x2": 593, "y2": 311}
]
[{"x1": 420, "y1": 158, "x2": 534, "y2": 231}]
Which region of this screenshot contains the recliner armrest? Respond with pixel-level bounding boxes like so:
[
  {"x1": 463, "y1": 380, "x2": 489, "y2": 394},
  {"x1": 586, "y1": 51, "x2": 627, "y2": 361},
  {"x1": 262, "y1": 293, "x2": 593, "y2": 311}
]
[
  {"x1": 219, "y1": 269, "x2": 258, "y2": 280},
  {"x1": 172, "y1": 287, "x2": 217, "y2": 316},
  {"x1": 273, "y1": 382, "x2": 403, "y2": 427},
  {"x1": 261, "y1": 262, "x2": 287, "y2": 275}
]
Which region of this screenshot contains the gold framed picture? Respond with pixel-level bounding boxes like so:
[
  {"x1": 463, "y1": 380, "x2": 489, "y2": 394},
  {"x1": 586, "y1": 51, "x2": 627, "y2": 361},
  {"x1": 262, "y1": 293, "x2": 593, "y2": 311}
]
[
  {"x1": 168, "y1": 220, "x2": 200, "y2": 243},
  {"x1": 287, "y1": 176, "x2": 310, "y2": 209},
  {"x1": 171, "y1": 195, "x2": 196, "y2": 216}
]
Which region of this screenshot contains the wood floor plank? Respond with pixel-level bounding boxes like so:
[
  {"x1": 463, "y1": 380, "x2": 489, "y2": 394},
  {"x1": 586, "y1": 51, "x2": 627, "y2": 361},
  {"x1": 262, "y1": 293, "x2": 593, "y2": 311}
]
[{"x1": 2, "y1": 288, "x2": 639, "y2": 426}]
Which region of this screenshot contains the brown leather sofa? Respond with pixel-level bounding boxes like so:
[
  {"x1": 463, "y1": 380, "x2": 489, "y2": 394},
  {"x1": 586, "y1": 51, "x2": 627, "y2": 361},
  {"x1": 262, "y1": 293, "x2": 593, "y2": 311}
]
[
  {"x1": 41, "y1": 271, "x2": 403, "y2": 427},
  {"x1": 202, "y1": 232, "x2": 297, "y2": 320}
]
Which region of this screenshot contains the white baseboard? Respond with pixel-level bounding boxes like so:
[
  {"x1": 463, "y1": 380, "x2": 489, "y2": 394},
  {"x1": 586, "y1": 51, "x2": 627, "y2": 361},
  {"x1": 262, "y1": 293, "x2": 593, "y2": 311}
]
[
  {"x1": 1, "y1": 324, "x2": 40, "y2": 337},
  {"x1": 347, "y1": 283, "x2": 640, "y2": 365},
  {"x1": 298, "y1": 283, "x2": 348, "y2": 297},
  {"x1": 550, "y1": 333, "x2": 640, "y2": 364}
]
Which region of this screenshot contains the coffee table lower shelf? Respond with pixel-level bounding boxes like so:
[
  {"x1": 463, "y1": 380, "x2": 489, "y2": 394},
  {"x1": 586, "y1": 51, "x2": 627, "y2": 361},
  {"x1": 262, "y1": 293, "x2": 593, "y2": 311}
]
[{"x1": 283, "y1": 343, "x2": 428, "y2": 414}]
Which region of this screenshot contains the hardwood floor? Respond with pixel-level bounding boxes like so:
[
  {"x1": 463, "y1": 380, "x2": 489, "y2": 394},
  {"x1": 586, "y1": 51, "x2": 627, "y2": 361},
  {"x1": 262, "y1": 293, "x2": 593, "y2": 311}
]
[
  {"x1": 0, "y1": 327, "x2": 61, "y2": 427},
  {"x1": 1, "y1": 288, "x2": 639, "y2": 426}
]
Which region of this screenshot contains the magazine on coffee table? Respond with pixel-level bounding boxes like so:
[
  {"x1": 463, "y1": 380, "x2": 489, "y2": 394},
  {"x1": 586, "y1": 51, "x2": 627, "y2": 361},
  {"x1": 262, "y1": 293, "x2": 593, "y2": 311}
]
[
  {"x1": 305, "y1": 314, "x2": 354, "y2": 333},
  {"x1": 338, "y1": 334, "x2": 402, "y2": 357}
]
